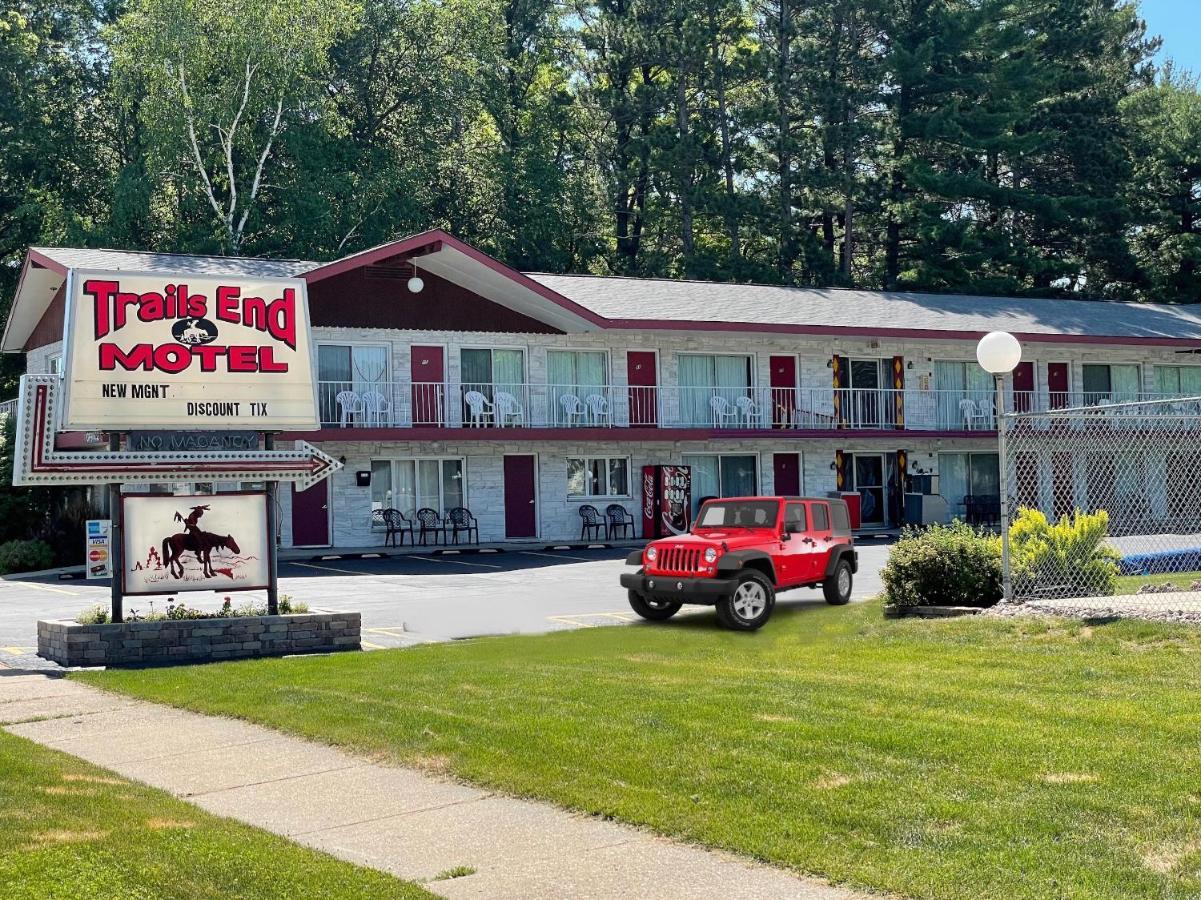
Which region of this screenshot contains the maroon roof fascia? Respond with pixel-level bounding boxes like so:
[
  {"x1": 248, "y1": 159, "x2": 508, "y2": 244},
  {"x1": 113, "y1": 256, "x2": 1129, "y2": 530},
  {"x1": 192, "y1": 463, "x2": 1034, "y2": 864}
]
[
  {"x1": 280, "y1": 426, "x2": 1003, "y2": 443},
  {"x1": 602, "y1": 316, "x2": 1201, "y2": 348},
  {"x1": 301, "y1": 229, "x2": 609, "y2": 329},
  {"x1": 26, "y1": 248, "x2": 68, "y2": 276}
]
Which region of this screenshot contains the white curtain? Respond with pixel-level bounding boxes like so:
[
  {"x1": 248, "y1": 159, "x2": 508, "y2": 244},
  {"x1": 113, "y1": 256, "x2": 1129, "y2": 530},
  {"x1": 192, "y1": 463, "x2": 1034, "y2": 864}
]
[
  {"x1": 934, "y1": 361, "x2": 965, "y2": 428},
  {"x1": 352, "y1": 346, "x2": 388, "y2": 393},
  {"x1": 682, "y1": 455, "x2": 719, "y2": 517},
  {"x1": 492, "y1": 350, "x2": 524, "y2": 395},
  {"x1": 418, "y1": 460, "x2": 441, "y2": 513},
  {"x1": 549, "y1": 351, "x2": 606, "y2": 425},
  {"x1": 1111, "y1": 364, "x2": 1140, "y2": 403},
  {"x1": 395, "y1": 461, "x2": 416, "y2": 517},
  {"x1": 970, "y1": 454, "x2": 1000, "y2": 496},
  {"x1": 678, "y1": 356, "x2": 714, "y2": 426},
  {"x1": 371, "y1": 460, "x2": 392, "y2": 516},
  {"x1": 939, "y1": 453, "x2": 969, "y2": 522},
  {"x1": 548, "y1": 351, "x2": 576, "y2": 425}
]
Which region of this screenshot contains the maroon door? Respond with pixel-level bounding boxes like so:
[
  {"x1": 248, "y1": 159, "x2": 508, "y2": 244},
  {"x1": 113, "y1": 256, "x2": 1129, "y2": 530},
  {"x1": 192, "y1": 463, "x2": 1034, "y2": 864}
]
[
  {"x1": 1012, "y1": 361, "x2": 1035, "y2": 412},
  {"x1": 411, "y1": 346, "x2": 444, "y2": 425},
  {"x1": 1048, "y1": 363, "x2": 1069, "y2": 409},
  {"x1": 627, "y1": 351, "x2": 658, "y2": 427},
  {"x1": 773, "y1": 453, "x2": 801, "y2": 495},
  {"x1": 769, "y1": 355, "x2": 797, "y2": 428},
  {"x1": 291, "y1": 480, "x2": 330, "y2": 547},
  {"x1": 503, "y1": 455, "x2": 537, "y2": 538}
]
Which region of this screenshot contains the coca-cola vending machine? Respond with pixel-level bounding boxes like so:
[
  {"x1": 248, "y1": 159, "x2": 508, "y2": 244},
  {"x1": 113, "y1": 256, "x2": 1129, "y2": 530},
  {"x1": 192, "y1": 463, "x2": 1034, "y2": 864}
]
[{"x1": 641, "y1": 465, "x2": 692, "y2": 538}]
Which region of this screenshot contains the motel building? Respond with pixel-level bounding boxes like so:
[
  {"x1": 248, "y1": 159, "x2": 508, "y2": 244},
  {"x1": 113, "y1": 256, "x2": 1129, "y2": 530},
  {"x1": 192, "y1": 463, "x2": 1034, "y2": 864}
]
[{"x1": 6, "y1": 229, "x2": 1201, "y2": 550}]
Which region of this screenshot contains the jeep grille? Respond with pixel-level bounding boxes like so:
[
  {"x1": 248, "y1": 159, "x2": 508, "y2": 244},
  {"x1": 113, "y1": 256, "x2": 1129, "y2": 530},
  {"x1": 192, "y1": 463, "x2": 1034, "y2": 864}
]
[{"x1": 653, "y1": 545, "x2": 703, "y2": 574}]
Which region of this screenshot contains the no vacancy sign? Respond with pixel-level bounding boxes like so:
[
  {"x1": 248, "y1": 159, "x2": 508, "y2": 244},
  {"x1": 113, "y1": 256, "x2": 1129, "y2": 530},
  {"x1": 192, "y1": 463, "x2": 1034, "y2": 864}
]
[
  {"x1": 61, "y1": 269, "x2": 319, "y2": 430},
  {"x1": 122, "y1": 493, "x2": 270, "y2": 596}
]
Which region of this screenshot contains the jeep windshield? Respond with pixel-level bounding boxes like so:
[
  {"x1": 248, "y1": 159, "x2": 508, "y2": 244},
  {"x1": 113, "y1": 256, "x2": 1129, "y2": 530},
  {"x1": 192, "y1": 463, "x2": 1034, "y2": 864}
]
[{"x1": 695, "y1": 500, "x2": 779, "y2": 529}]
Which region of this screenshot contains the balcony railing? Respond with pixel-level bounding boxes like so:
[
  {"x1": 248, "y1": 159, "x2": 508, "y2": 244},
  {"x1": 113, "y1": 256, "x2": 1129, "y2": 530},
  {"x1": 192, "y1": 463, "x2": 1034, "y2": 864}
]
[{"x1": 319, "y1": 381, "x2": 1023, "y2": 432}]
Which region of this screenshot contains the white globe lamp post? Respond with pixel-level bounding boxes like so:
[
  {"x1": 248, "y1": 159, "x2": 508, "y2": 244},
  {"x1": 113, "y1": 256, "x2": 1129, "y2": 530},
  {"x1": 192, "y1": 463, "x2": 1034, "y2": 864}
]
[{"x1": 976, "y1": 331, "x2": 1022, "y2": 603}]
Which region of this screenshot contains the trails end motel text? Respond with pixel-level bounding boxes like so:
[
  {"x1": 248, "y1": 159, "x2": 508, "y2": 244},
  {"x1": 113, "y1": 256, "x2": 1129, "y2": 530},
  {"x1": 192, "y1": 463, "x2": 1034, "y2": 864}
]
[{"x1": 8, "y1": 230, "x2": 1201, "y2": 549}]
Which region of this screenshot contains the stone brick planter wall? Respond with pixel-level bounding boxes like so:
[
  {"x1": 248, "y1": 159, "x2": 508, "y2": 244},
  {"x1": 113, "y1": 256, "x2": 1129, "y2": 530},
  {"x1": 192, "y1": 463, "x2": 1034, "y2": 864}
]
[{"x1": 38, "y1": 612, "x2": 360, "y2": 667}]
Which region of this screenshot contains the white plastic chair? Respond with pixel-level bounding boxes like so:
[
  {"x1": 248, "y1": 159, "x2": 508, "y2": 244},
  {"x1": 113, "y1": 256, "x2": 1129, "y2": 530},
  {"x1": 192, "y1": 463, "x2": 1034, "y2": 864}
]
[
  {"x1": 463, "y1": 390, "x2": 494, "y2": 427},
  {"x1": 494, "y1": 391, "x2": 524, "y2": 427},
  {"x1": 559, "y1": 393, "x2": 586, "y2": 426},
  {"x1": 710, "y1": 395, "x2": 738, "y2": 428},
  {"x1": 734, "y1": 395, "x2": 760, "y2": 428},
  {"x1": 335, "y1": 390, "x2": 362, "y2": 427},
  {"x1": 584, "y1": 393, "x2": 610, "y2": 426},
  {"x1": 360, "y1": 390, "x2": 392, "y2": 427},
  {"x1": 959, "y1": 398, "x2": 988, "y2": 430}
]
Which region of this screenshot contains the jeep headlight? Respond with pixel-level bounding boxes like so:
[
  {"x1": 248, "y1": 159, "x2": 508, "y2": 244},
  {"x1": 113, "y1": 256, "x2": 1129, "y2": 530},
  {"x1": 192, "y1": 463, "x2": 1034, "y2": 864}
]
[
  {"x1": 704, "y1": 547, "x2": 718, "y2": 563},
  {"x1": 645, "y1": 546, "x2": 658, "y2": 562}
]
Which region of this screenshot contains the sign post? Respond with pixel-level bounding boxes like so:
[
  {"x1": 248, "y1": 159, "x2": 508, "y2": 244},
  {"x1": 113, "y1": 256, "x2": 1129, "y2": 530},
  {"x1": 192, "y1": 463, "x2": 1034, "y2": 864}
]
[
  {"x1": 108, "y1": 434, "x2": 124, "y2": 622},
  {"x1": 264, "y1": 433, "x2": 279, "y2": 615}
]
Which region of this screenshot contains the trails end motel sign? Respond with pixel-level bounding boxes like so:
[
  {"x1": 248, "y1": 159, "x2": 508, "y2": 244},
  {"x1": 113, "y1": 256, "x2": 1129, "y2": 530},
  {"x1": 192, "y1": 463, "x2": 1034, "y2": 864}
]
[{"x1": 60, "y1": 269, "x2": 319, "y2": 431}]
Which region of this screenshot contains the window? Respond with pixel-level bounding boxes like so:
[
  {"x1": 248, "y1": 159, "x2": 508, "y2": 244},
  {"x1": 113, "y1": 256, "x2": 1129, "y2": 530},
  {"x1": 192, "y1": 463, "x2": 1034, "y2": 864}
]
[
  {"x1": 842, "y1": 359, "x2": 896, "y2": 428},
  {"x1": 567, "y1": 456, "x2": 630, "y2": 498},
  {"x1": 830, "y1": 502, "x2": 851, "y2": 535},
  {"x1": 933, "y1": 360, "x2": 993, "y2": 428},
  {"x1": 682, "y1": 454, "x2": 758, "y2": 517},
  {"x1": 370, "y1": 458, "x2": 464, "y2": 522},
  {"x1": 460, "y1": 348, "x2": 524, "y2": 394},
  {"x1": 697, "y1": 499, "x2": 778, "y2": 528},
  {"x1": 548, "y1": 351, "x2": 608, "y2": 426},
  {"x1": 460, "y1": 348, "x2": 525, "y2": 425},
  {"x1": 784, "y1": 502, "x2": 806, "y2": 532},
  {"x1": 810, "y1": 502, "x2": 829, "y2": 531},
  {"x1": 318, "y1": 344, "x2": 390, "y2": 425},
  {"x1": 938, "y1": 453, "x2": 999, "y2": 522},
  {"x1": 1156, "y1": 366, "x2": 1201, "y2": 397},
  {"x1": 1082, "y1": 364, "x2": 1140, "y2": 404},
  {"x1": 47, "y1": 354, "x2": 62, "y2": 375},
  {"x1": 677, "y1": 354, "x2": 753, "y2": 426}
]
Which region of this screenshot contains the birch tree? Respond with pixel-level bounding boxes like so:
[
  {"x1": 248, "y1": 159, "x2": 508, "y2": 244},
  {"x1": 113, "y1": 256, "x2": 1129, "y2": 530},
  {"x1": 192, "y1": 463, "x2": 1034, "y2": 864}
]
[{"x1": 113, "y1": 0, "x2": 356, "y2": 254}]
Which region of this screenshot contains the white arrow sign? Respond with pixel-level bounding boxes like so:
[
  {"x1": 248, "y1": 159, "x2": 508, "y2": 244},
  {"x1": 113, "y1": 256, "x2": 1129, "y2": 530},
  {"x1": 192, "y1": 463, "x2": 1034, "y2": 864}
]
[{"x1": 12, "y1": 375, "x2": 341, "y2": 490}]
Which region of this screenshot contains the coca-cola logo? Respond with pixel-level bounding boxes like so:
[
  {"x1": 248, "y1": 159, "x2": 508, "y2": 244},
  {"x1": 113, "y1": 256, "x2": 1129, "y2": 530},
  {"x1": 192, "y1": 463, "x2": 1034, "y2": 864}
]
[{"x1": 642, "y1": 471, "x2": 655, "y2": 519}]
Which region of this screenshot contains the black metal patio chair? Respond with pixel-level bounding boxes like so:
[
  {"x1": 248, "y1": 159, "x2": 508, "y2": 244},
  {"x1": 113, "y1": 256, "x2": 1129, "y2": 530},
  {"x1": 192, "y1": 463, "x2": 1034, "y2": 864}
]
[
  {"x1": 371, "y1": 508, "x2": 413, "y2": 547},
  {"x1": 605, "y1": 504, "x2": 636, "y2": 539},
  {"x1": 445, "y1": 507, "x2": 480, "y2": 545},
  {"x1": 416, "y1": 507, "x2": 446, "y2": 546},
  {"x1": 579, "y1": 504, "x2": 607, "y2": 541}
]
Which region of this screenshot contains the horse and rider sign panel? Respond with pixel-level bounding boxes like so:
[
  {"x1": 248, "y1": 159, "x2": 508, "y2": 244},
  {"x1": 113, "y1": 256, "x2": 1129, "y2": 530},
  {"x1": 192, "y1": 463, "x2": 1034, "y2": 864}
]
[
  {"x1": 122, "y1": 493, "x2": 269, "y2": 596},
  {"x1": 61, "y1": 269, "x2": 319, "y2": 431}
]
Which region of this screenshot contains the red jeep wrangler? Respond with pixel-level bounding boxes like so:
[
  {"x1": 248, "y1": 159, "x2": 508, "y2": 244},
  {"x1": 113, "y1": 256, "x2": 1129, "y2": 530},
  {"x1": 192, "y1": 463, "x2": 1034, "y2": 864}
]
[{"x1": 620, "y1": 496, "x2": 857, "y2": 630}]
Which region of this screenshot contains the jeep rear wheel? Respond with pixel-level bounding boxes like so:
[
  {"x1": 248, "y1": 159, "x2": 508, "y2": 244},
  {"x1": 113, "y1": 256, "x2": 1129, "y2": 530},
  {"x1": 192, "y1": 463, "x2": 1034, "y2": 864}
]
[
  {"x1": 716, "y1": 570, "x2": 775, "y2": 631},
  {"x1": 823, "y1": 558, "x2": 853, "y2": 605},
  {"x1": 628, "y1": 590, "x2": 682, "y2": 621}
]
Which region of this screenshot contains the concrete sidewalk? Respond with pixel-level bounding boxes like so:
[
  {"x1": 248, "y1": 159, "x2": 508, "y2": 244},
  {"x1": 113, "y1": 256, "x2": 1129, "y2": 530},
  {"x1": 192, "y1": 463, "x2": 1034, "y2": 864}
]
[{"x1": 1, "y1": 673, "x2": 869, "y2": 900}]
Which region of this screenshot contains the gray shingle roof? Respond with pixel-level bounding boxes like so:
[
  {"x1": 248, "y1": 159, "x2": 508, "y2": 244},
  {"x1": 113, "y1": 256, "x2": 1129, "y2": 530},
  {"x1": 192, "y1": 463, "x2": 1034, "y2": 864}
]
[
  {"x1": 32, "y1": 247, "x2": 315, "y2": 279},
  {"x1": 525, "y1": 274, "x2": 1201, "y2": 340}
]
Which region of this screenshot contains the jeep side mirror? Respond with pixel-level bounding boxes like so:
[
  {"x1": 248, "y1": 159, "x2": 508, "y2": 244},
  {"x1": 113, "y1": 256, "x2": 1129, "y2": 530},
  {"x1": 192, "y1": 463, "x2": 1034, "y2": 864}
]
[{"x1": 781, "y1": 530, "x2": 791, "y2": 541}]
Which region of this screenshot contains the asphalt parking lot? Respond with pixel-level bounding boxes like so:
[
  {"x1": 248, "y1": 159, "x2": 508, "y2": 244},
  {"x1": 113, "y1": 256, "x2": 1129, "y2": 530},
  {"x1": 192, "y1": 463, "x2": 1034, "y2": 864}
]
[{"x1": 0, "y1": 538, "x2": 892, "y2": 669}]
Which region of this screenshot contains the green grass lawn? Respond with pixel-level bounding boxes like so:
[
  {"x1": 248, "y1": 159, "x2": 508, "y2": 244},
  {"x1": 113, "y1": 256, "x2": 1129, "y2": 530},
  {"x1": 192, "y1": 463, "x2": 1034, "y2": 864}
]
[
  {"x1": 1115, "y1": 570, "x2": 1201, "y2": 594},
  {"x1": 0, "y1": 729, "x2": 431, "y2": 899},
  {"x1": 78, "y1": 600, "x2": 1201, "y2": 899}
]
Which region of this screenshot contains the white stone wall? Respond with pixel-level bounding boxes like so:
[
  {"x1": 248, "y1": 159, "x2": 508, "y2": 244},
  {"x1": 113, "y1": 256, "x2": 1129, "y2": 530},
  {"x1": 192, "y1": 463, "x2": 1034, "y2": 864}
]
[{"x1": 282, "y1": 435, "x2": 997, "y2": 548}]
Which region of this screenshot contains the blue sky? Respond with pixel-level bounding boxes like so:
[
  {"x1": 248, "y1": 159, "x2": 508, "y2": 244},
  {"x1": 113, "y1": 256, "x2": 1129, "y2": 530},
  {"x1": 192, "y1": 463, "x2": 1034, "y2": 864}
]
[{"x1": 1139, "y1": 0, "x2": 1200, "y2": 75}]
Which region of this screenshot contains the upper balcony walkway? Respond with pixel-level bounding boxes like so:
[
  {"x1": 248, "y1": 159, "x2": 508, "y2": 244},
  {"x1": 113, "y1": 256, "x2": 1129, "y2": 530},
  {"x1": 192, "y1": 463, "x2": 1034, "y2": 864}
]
[{"x1": 309, "y1": 381, "x2": 1192, "y2": 438}]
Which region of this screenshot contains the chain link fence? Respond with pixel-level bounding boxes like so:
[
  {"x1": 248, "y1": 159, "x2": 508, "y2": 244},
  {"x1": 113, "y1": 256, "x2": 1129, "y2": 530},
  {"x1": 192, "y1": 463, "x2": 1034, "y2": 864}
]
[{"x1": 1000, "y1": 397, "x2": 1201, "y2": 621}]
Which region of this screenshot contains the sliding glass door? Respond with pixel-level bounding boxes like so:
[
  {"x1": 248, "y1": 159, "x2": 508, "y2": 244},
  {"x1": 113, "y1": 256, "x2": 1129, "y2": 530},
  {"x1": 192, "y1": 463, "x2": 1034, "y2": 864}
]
[
  {"x1": 547, "y1": 351, "x2": 608, "y2": 425},
  {"x1": 677, "y1": 355, "x2": 753, "y2": 426},
  {"x1": 460, "y1": 348, "x2": 524, "y2": 425}
]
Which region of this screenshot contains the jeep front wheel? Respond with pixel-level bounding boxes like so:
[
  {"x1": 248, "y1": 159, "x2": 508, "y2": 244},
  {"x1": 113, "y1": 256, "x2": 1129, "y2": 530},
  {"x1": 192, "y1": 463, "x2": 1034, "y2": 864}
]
[
  {"x1": 823, "y1": 558, "x2": 853, "y2": 605},
  {"x1": 716, "y1": 570, "x2": 775, "y2": 631},
  {"x1": 628, "y1": 590, "x2": 682, "y2": 621}
]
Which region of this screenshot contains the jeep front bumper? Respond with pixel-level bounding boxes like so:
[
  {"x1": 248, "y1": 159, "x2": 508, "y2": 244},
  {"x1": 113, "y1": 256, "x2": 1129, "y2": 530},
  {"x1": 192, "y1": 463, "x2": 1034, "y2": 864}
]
[{"x1": 620, "y1": 572, "x2": 737, "y2": 605}]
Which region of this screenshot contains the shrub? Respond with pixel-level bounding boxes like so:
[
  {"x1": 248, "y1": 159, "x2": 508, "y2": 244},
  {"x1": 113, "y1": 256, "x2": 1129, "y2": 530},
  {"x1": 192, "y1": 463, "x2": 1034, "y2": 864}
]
[
  {"x1": 76, "y1": 603, "x2": 110, "y2": 625},
  {"x1": 1010, "y1": 507, "x2": 1119, "y2": 598},
  {"x1": 882, "y1": 521, "x2": 1002, "y2": 608},
  {"x1": 0, "y1": 539, "x2": 55, "y2": 575}
]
